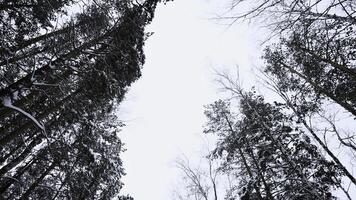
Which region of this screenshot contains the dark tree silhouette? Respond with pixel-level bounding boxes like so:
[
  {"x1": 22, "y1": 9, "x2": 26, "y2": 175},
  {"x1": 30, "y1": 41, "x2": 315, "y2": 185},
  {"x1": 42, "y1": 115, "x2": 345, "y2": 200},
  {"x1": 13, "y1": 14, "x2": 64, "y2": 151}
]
[
  {"x1": 203, "y1": 73, "x2": 343, "y2": 199},
  {"x1": 0, "y1": 0, "x2": 171, "y2": 199}
]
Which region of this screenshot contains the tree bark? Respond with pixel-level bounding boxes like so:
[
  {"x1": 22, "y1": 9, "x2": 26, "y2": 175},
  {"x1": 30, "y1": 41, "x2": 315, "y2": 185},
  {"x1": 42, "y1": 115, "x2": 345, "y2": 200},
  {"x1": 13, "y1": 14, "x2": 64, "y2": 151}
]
[
  {"x1": 223, "y1": 113, "x2": 264, "y2": 200},
  {"x1": 0, "y1": 87, "x2": 82, "y2": 146},
  {"x1": 0, "y1": 26, "x2": 115, "y2": 103},
  {"x1": 0, "y1": 134, "x2": 43, "y2": 177},
  {"x1": 19, "y1": 162, "x2": 56, "y2": 200},
  {"x1": 280, "y1": 61, "x2": 356, "y2": 116},
  {"x1": 0, "y1": 156, "x2": 37, "y2": 194},
  {"x1": 281, "y1": 94, "x2": 356, "y2": 185}
]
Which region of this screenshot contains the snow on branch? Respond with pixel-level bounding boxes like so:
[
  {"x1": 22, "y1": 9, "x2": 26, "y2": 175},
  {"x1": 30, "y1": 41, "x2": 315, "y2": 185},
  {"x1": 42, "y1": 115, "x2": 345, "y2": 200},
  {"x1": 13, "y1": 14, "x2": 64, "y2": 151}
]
[
  {"x1": 32, "y1": 82, "x2": 59, "y2": 87},
  {"x1": 2, "y1": 96, "x2": 45, "y2": 131}
]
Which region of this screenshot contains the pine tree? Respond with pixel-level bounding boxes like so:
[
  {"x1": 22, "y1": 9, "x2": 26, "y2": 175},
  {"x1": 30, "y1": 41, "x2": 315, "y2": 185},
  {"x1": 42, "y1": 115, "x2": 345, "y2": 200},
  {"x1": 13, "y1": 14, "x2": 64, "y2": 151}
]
[
  {"x1": 204, "y1": 89, "x2": 341, "y2": 199},
  {"x1": 0, "y1": 0, "x2": 170, "y2": 198}
]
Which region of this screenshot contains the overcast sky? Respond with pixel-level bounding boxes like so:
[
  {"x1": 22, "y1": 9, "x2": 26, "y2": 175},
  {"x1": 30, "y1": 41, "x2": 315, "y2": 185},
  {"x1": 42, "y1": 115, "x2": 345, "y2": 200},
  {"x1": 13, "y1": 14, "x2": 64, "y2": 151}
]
[
  {"x1": 116, "y1": 0, "x2": 355, "y2": 199},
  {"x1": 117, "y1": 1, "x2": 265, "y2": 199}
]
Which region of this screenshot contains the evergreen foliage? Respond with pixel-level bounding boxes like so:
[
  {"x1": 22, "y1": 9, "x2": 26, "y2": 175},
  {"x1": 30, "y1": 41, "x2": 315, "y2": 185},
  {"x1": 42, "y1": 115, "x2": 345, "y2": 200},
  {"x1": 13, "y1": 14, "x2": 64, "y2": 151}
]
[
  {"x1": 192, "y1": 1, "x2": 356, "y2": 199},
  {"x1": 204, "y1": 92, "x2": 341, "y2": 199},
  {"x1": 0, "y1": 0, "x2": 170, "y2": 199}
]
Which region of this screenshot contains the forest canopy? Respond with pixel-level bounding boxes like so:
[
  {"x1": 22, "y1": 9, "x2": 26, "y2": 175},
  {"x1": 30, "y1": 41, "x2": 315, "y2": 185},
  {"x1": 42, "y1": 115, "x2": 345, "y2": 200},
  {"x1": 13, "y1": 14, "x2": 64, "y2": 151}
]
[
  {"x1": 175, "y1": 0, "x2": 356, "y2": 199},
  {"x1": 1, "y1": 0, "x2": 355, "y2": 199},
  {"x1": 0, "y1": 0, "x2": 170, "y2": 199}
]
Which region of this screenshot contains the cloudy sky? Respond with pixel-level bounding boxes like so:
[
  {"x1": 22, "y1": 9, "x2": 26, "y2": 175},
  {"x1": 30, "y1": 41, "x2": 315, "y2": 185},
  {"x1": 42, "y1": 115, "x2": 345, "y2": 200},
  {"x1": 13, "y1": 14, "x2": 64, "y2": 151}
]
[
  {"x1": 117, "y1": 1, "x2": 266, "y2": 199},
  {"x1": 115, "y1": 0, "x2": 356, "y2": 199}
]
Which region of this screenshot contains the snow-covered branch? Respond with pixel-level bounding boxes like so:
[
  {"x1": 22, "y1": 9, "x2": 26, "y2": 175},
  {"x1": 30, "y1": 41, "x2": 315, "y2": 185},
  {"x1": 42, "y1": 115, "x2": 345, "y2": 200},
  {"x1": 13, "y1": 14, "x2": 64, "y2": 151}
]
[{"x1": 2, "y1": 96, "x2": 45, "y2": 131}]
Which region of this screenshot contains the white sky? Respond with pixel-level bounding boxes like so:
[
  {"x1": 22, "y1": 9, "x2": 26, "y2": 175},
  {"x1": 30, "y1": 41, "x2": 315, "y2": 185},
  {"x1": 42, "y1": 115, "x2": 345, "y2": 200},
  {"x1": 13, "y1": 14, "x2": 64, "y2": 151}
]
[
  {"x1": 118, "y1": 1, "x2": 264, "y2": 199},
  {"x1": 117, "y1": 0, "x2": 355, "y2": 199}
]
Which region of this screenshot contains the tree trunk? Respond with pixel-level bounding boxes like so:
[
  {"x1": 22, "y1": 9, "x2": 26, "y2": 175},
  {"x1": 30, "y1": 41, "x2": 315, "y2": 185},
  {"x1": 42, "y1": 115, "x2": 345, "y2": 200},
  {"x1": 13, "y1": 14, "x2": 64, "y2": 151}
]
[
  {"x1": 0, "y1": 26, "x2": 115, "y2": 103},
  {"x1": 0, "y1": 135, "x2": 43, "y2": 177},
  {"x1": 297, "y1": 46, "x2": 356, "y2": 80},
  {"x1": 0, "y1": 87, "x2": 82, "y2": 146},
  {"x1": 280, "y1": 61, "x2": 356, "y2": 116},
  {"x1": 2, "y1": 21, "x2": 85, "y2": 55},
  {"x1": 0, "y1": 156, "x2": 37, "y2": 194},
  {"x1": 223, "y1": 113, "x2": 264, "y2": 200},
  {"x1": 245, "y1": 142, "x2": 274, "y2": 200},
  {"x1": 19, "y1": 162, "x2": 56, "y2": 200},
  {"x1": 280, "y1": 93, "x2": 356, "y2": 185}
]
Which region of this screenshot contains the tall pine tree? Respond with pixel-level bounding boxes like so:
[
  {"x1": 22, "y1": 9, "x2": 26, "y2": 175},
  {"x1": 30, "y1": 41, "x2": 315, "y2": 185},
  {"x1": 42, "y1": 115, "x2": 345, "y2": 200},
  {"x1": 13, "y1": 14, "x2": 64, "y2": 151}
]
[{"x1": 0, "y1": 0, "x2": 170, "y2": 198}]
